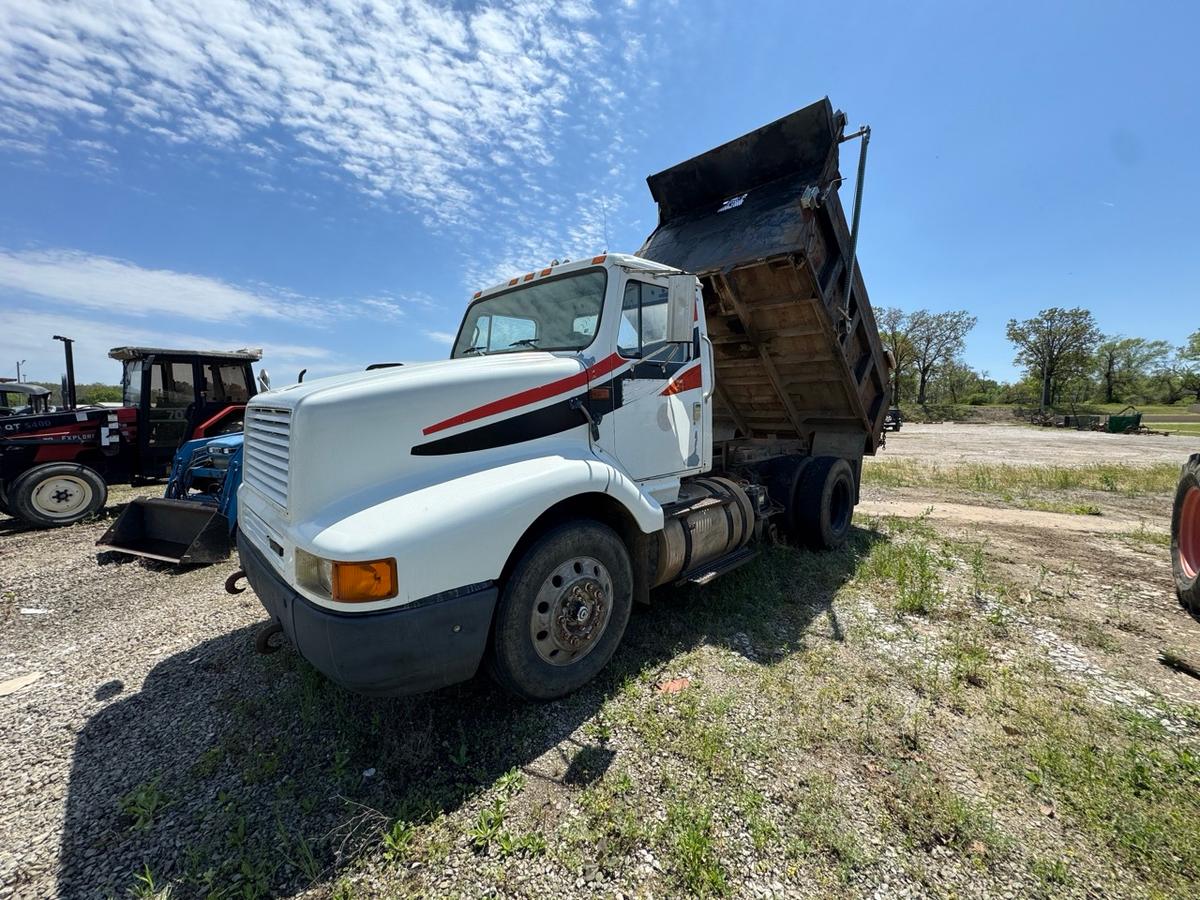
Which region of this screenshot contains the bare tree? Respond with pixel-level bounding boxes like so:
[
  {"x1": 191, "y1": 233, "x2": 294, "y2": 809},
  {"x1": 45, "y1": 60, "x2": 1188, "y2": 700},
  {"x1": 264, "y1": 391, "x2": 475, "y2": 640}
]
[
  {"x1": 1006, "y1": 307, "x2": 1100, "y2": 408},
  {"x1": 909, "y1": 310, "x2": 977, "y2": 405},
  {"x1": 876, "y1": 307, "x2": 915, "y2": 404}
]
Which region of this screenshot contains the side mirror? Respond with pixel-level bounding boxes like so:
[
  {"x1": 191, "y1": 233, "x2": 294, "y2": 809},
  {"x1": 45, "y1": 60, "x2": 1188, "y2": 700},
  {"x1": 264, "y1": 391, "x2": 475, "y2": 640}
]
[
  {"x1": 257, "y1": 369, "x2": 271, "y2": 392},
  {"x1": 665, "y1": 274, "x2": 696, "y2": 343}
]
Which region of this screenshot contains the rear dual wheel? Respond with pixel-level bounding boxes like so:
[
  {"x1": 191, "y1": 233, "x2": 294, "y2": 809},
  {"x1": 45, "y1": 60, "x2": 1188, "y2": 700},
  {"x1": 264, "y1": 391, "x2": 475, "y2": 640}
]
[
  {"x1": 10, "y1": 463, "x2": 108, "y2": 528},
  {"x1": 790, "y1": 456, "x2": 856, "y2": 550},
  {"x1": 1174, "y1": 455, "x2": 1200, "y2": 618}
]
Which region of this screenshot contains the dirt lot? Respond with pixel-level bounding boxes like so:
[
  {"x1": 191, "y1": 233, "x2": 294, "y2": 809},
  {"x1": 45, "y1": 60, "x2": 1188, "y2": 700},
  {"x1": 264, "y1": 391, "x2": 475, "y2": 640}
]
[
  {"x1": 2, "y1": 425, "x2": 1198, "y2": 899},
  {"x1": 877, "y1": 422, "x2": 1195, "y2": 466}
]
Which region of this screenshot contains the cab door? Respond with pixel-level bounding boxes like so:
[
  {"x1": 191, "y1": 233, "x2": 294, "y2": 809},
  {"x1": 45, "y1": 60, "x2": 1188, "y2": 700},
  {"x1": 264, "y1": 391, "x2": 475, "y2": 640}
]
[{"x1": 610, "y1": 277, "x2": 705, "y2": 481}]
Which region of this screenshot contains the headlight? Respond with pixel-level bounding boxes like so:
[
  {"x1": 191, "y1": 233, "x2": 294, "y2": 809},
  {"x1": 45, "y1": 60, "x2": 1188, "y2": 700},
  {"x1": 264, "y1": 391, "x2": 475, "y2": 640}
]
[
  {"x1": 295, "y1": 548, "x2": 333, "y2": 598},
  {"x1": 295, "y1": 548, "x2": 397, "y2": 603}
]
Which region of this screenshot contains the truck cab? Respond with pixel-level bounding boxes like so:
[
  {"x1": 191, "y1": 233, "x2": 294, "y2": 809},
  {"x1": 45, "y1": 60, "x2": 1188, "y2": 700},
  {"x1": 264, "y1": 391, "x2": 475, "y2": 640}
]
[{"x1": 238, "y1": 98, "x2": 890, "y2": 701}]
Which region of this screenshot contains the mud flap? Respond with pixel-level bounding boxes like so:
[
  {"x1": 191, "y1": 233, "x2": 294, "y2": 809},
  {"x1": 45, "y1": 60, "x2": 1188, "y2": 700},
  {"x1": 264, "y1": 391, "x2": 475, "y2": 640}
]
[{"x1": 97, "y1": 497, "x2": 232, "y2": 564}]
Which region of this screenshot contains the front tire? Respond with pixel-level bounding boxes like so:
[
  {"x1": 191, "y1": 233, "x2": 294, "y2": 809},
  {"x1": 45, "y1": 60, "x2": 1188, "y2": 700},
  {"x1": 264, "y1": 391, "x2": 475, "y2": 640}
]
[
  {"x1": 490, "y1": 520, "x2": 633, "y2": 701},
  {"x1": 10, "y1": 463, "x2": 108, "y2": 528},
  {"x1": 1173, "y1": 455, "x2": 1200, "y2": 619}
]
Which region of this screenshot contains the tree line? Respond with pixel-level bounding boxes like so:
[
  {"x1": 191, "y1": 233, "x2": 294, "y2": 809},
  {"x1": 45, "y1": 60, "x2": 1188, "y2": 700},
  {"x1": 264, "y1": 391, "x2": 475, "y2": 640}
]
[{"x1": 878, "y1": 305, "x2": 1200, "y2": 409}]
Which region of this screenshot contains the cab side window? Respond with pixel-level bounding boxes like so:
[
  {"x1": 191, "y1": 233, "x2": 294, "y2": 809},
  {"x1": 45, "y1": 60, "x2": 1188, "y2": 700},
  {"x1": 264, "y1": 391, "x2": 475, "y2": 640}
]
[{"x1": 618, "y1": 280, "x2": 672, "y2": 358}]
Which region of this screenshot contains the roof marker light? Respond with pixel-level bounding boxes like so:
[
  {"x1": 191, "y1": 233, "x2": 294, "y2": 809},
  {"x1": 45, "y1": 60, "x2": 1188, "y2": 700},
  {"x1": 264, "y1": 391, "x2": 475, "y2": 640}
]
[
  {"x1": 523, "y1": 272, "x2": 534, "y2": 282},
  {"x1": 591, "y1": 254, "x2": 607, "y2": 264},
  {"x1": 508, "y1": 277, "x2": 519, "y2": 286},
  {"x1": 540, "y1": 268, "x2": 552, "y2": 277},
  {"x1": 473, "y1": 291, "x2": 482, "y2": 299}
]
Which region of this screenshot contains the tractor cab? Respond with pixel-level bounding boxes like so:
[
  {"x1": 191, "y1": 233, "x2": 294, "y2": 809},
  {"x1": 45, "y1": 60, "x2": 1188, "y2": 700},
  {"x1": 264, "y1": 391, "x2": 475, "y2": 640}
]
[
  {"x1": 109, "y1": 347, "x2": 261, "y2": 480},
  {"x1": 0, "y1": 383, "x2": 52, "y2": 417}
]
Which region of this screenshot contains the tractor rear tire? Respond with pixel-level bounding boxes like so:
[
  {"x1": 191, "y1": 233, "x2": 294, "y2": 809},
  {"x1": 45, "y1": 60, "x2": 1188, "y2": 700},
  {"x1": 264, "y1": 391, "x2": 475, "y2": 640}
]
[
  {"x1": 1173, "y1": 454, "x2": 1200, "y2": 619},
  {"x1": 0, "y1": 482, "x2": 10, "y2": 516},
  {"x1": 488, "y1": 520, "x2": 633, "y2": 701},
  {"x1": 790, "y1": 456, "x2": 856, "y2": 550},
  {"x1": 10, "y1": 463, "x2": 108, "y2": 528}
]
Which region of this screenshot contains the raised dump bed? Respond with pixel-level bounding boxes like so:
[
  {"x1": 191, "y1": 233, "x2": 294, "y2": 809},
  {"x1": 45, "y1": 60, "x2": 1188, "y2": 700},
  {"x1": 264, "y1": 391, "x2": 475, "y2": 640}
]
[{"x1": 639, "y1": 97, "x2": 890, "y2": 456}]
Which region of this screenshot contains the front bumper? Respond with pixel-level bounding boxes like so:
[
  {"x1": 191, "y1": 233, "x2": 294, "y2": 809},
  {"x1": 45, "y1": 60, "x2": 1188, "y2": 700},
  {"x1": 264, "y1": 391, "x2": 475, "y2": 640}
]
[{"x1": 239, "y1": 534, "x2": 498, "y2": 695}]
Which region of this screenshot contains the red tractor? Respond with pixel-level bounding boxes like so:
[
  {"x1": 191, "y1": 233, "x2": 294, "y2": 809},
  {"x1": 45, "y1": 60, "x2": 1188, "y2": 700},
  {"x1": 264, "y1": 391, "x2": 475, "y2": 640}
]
[
  {"x1": 0, "y1": 338, "x2": 261, "y2": 528},
  {"x1": 1175, "y1": 454, "x2": 1200, "y2": 617}
]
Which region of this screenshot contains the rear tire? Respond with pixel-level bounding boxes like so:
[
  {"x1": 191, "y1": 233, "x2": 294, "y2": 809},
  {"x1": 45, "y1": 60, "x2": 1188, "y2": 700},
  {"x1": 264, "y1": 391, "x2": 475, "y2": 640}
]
[
  {"x1": 10, "y1": 463, "x2": 108, "y2": 528},
  {"x1": 1173, "y1": 455, "x2": 1200, "y2": 619},
  {"x1": 0, "y1": 482, "x2": 10, "y2": 516},
  {"x1": 489, "y1": 520, "x2": 633, "y2": 701},
  {"x1": 790, "y1": 456, "x2": 856, "y2": 550}
]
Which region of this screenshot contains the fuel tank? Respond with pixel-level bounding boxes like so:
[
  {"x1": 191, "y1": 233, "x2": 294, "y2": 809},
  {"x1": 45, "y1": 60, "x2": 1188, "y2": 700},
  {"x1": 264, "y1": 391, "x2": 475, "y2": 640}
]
[{"x1": 653, "y1": 476, "x2": 755, "y2": 587}]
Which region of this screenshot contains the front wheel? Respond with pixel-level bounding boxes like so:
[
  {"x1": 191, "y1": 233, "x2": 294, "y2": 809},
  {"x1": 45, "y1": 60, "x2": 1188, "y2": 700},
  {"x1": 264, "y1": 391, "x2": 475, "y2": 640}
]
[
  {"x1": 489, "y1": 520, "x2": 633, "y2": 701},
  {"x1": 10, "y1": 463, "x2": 108, "y2": 528},
  {"x1": 1173, "y1": 455, "x2": 1200, "y2": 619}
]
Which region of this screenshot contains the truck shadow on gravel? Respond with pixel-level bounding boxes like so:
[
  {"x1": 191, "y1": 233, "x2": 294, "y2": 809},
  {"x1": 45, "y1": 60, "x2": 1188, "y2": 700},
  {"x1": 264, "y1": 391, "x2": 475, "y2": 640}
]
[{"x1": 56, "y1": 529, "x2": 880, "y2": 897}]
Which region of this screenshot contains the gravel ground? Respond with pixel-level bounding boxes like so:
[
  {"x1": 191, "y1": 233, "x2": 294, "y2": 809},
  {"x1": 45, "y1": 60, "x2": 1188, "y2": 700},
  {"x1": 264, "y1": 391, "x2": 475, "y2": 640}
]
[
  {"x1": 1, "y1": 426, "x2": 1198, "y2": 899},
  {"x1": 872, "y1": 422, "x2": 1195, "y2": 466}
]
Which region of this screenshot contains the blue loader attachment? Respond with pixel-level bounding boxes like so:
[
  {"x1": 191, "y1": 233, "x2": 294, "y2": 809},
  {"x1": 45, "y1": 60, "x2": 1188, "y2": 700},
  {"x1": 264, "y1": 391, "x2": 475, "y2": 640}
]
[{"x1": 97, "y1": 433, "x2": 243, "y2": 564}]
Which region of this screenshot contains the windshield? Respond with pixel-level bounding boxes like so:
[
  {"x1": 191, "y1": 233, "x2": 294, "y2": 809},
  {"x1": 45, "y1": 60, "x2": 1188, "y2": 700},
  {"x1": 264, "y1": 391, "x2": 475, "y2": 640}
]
[{"x1": 452, "y1": 269, "x2": 607, "y2": 358}]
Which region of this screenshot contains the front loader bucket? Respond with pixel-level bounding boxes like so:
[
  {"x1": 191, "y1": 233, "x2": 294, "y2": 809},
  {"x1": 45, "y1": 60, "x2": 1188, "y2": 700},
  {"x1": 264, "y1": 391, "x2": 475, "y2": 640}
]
[{"x1": 97, "y1": 498, "x2": 231, "y2": 564}]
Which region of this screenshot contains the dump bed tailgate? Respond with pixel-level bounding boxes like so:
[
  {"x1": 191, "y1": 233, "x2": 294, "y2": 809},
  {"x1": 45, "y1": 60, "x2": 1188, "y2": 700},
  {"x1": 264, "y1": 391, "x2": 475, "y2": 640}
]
[{"x1": 639, "y1": 98, "x2": 890, "y2": 455}]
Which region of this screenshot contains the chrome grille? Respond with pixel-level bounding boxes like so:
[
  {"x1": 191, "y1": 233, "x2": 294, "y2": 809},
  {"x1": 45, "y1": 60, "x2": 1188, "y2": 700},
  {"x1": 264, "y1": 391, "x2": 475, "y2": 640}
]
[{"x1": 243, "y1": 406, "x2": 291, "y2": 509}]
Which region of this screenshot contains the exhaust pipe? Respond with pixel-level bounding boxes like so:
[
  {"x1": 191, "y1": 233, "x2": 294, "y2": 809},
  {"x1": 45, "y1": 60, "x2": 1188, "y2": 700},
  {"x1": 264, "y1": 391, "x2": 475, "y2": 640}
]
[{"x1": 52, "y1": 335, "x2": 77, "y2": 409}]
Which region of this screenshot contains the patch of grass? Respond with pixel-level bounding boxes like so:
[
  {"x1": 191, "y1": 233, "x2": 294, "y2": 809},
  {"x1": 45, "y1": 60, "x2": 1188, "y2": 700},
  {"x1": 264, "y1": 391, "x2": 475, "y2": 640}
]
[
  {"x1": 468, "y1": 796, "x2": 507, "y2": 852},
  {"x1": 119, "y1": 776, "x2": 168, "y2": 832},
  {"x1": 949, "y1": 631, "x2": 990, "y2": 687},
  {"x1": 128, "y1": 863, "x2": 172, "y2": 900},
  {"x1": 191, "y1": 745, "x2": 224, "y2": 779},
  {"x1": 860, "y1": 529, "x2": 944, "y2": 618},
  {"x1": 1012, "y1": 693, "x2": 1200, "y2": 894},
  {"x1": 1119, "y1": 523, "x2": 1172, "y2": 549},
  {"x1": 1019, "y1": 499, "x2": 1102, "y2": 516},
  {"x1": 382, "y1": 818, "x2": 416, "y2": 862},
  {"x1": 884, "y1": 765, "x2": 998, "y2": 858},
  {"x1": 662, "y1": 799, "x2": 728, "y2": 896},
  {"x1": 786, "y1": 774, "x2": 869, "y2": 878},
  {"x1": 865, "y1": 460, "x2": 1179, "y2": 497}
]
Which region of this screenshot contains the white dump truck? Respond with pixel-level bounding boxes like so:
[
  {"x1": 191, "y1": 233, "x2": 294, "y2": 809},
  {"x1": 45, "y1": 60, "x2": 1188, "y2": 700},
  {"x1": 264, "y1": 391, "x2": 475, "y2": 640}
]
[{"x1": 238, "y1": 98, "x2": 892, "y2": 700}]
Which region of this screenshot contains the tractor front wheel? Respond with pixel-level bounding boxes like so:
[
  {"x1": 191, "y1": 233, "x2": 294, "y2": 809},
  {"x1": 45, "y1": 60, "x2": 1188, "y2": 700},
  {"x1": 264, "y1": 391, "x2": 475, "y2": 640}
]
[
  {"x1": 10, "y1": 463, "x2": 108, "y2": 528},
  {"x1": 1173, "y1": 455, "x2": 1200, "y2": 619}
]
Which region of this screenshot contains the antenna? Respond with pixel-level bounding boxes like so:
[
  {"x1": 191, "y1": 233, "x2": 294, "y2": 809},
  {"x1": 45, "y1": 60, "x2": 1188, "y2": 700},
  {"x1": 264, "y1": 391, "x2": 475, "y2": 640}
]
[{"x1": 600, "y1": 197, "x2": 610, "y2": 253}]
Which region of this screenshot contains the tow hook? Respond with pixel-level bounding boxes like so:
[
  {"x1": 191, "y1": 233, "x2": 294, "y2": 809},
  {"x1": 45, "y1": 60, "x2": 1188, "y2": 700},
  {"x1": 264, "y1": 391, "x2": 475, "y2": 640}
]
[
  {"x1": 255, "y1": 619, "x2": 285, "y2": 654},
  {"x1": 225, "y1": 569, "x2": 247, "y2": 594}
]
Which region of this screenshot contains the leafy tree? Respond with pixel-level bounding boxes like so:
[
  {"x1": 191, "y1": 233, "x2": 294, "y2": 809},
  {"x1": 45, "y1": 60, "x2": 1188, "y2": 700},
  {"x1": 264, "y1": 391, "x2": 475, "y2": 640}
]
[
  {"x1": 1093, "y1": 336, "x2": 1171, "y2": 403},
  {"x1": 1181, "y1": 330, "x2": 1200, "y2": 402},
  {"x1": 78, "y1": 383, "x2": 124, "y2": 404},
  {"x1": 1006, "y1": 307, "x2": 1101, "y2": 408},
  {"x1": 909, "y1": 310, "x2": 977, "y2": 404},
  {"x1": 876, "y1": 307, "x2": 916, "y2": 404}
]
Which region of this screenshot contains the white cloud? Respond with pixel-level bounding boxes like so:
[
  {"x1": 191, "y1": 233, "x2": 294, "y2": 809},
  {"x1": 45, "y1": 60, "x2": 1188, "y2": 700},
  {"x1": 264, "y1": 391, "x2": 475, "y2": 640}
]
[
  {"x1": 0, "y1": 0, "x2": 621, "y2": 229},
  {"x1": 423, "y1": 330, "x2": 457, "y2": 345},
  {"x1": 0, "y1": 248, "x2": 315, "y2": 322}
]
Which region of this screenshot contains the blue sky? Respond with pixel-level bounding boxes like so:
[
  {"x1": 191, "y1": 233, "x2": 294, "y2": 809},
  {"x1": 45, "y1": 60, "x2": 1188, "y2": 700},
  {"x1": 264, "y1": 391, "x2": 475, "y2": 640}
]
[{"x1": 0, "y1": 0, "x2": 1195, "y2": 385}]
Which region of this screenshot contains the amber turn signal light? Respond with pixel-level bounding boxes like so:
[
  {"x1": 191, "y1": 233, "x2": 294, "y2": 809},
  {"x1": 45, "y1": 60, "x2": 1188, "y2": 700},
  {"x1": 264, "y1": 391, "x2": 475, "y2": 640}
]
[{"x1": 331, "y1": 558, "x2": 398, "y2": 602}]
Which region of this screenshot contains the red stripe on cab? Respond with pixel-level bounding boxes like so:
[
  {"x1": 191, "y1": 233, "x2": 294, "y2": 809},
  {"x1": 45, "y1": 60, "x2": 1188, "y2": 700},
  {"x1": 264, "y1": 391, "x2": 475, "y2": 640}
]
[
  {"x1": 661, "y1": 363, "x2": 703, "y2": 396},
  {"x1": 423, "y1": 353, "x2": 626, "y2": 435}
]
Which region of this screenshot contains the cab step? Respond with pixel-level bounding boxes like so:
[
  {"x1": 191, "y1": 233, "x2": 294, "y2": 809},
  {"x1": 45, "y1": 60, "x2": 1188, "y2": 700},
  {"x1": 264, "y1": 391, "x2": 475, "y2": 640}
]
[{"x1": 679, "y1": 546, "x2": 758, "y2": 586}]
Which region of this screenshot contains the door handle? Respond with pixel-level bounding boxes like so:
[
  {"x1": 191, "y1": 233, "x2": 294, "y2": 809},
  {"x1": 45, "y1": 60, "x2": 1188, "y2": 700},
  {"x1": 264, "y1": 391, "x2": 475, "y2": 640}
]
[{"x1": 701, "y1": 332, "x2": 715, "y2": 401}]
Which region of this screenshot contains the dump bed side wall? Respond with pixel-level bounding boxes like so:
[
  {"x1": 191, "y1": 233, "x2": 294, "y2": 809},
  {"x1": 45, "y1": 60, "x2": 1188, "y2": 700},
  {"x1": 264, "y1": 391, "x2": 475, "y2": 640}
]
[{"x1": 639, "y1": 100, "x2": 890, "y2": 456}]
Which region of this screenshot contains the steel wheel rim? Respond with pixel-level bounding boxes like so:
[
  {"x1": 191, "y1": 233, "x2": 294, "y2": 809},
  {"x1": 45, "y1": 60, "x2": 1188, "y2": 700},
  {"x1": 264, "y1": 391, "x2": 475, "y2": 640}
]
[
  {"x1": 1181, "y1": 485, "x2": 1200, "y2": 581},
  {"x1": 30, "y1": 474, "x2": 93, "y2": 520},
  {"x1": 530, "y1": 556, "x2": 613, "y2": 666}
]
